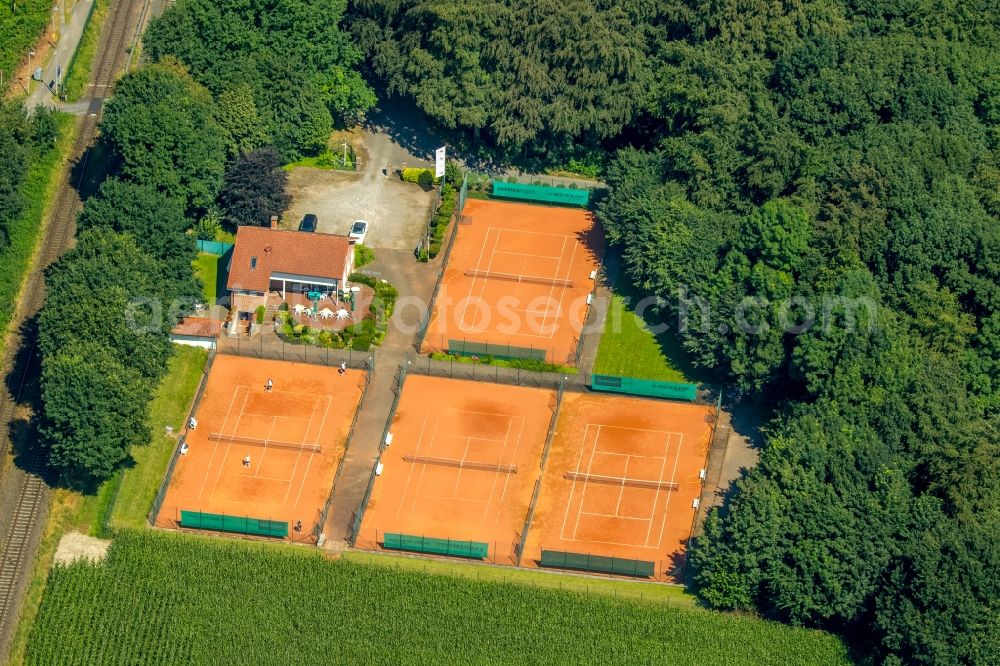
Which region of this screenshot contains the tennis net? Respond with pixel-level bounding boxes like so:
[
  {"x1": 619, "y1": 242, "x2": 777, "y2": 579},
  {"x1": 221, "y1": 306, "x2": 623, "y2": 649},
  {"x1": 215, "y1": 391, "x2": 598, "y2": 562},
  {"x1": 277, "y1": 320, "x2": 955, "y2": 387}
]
[
  {"x1": 464, "y1": 269, "x2": 573, "y2": 288},
  {"x1": 564, "y1": 471, "x2": 677, "y2": 491},
  {"x1": 208, "y1": 432, "x2": 321, "y2": 454},
  {"x1": 403, "y1": 454, "x2": 517, "y2": 474}
]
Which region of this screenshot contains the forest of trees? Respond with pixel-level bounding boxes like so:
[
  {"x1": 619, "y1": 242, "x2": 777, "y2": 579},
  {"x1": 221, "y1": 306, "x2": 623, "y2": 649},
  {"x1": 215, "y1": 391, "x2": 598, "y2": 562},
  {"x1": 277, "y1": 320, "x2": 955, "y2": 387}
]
[
  {"x1": 21, "y1": 0, "x2": 999, "y2": 661},
  {"x1": 354, "y1": 0, "x2": 999, "y2": 662}
]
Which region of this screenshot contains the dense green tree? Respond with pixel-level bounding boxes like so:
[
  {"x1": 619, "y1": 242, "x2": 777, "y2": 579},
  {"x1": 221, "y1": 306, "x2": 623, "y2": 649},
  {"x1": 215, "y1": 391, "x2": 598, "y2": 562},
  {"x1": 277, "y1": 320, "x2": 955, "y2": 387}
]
[
  {"x1": 39, "y1": 343, "x2": 152, "y2": 489},
  {"x1": 352, "y1": 0, "x2": 654, "y2": 157},
  {"x1": 99, "y1": 61, "x2": 226, "y2": 214},
  {"x1": 77, "y1": 179, "x2": 200, "y2": 303},
  {"x1": 215, "y1": 84, "x2": 269, "y2": 159},
  {"x1": 145, "y1": 0, "x2": 375, "y2": 158},
  {"x1": 39, "y1": 228, "x2": 173, "y2": 381},
  {"x1": 218, "y1": 148, "x2": 291, "y2": 228}
]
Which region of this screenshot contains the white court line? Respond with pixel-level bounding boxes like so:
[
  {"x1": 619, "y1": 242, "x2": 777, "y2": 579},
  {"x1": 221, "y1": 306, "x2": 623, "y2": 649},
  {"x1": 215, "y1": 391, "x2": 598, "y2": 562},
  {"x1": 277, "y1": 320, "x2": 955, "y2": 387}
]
[
  {"x1": 395, "y1": 412, "x2": 432, "y2": 520},
  {"x1": 196, "y1": 383, "x2": 245, "y2": 498},
  {"x1": 536, "y1": 236, "x2": 572, "y2": 337},
  {"x1": 450, "y1": 436, "x2": 475, "y2": 498},
  {"x1": 653, "y1": 433, "x2": 684, "y2": 549},
  {"x1": 480, "y1": 414, "x2": 515, "y2": 522},
  {"x1": 642, "y1": 433, "x2": 672, "y2": 546},
  {"x1": 614, "y1": 454, "x2": 630, "y2": 517},
  {"x1": 459, "y1": 227, "x2": 500, "y2": 330},
  {"x1": 580, "y1": 511, "x2": 652, "y2": 521},
  {"x1": 493, "y1": 415, "x2": 526, "y2": 523},
  {"x1": 254, "y1": 416, "x2": 280, "y2": 476},
  {"x1": 201, "y1": 387, "x2": 250, "y2": 499},
  {"x1": 572, "y1": 424, "x2": 602, "y2": 539},
  {"x1": 559, "y1": 423, "x2": 592, "y2": 540},
  {"x1": 287, "y1": 395, "x2": 326, "y2": 506},
  {"x1": 410, "y1": 413, "x2": 443, "y2": 518},
  {"x1": 492, "y1": 249, "x2": 564, "y2": 260}
]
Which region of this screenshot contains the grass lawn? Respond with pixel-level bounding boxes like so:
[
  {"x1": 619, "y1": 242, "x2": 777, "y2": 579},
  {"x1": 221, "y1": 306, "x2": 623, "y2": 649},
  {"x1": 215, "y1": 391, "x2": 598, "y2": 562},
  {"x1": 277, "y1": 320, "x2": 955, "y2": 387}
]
[
  {"x1": 61, "y1": 0, "x2": 108, "y2": 102},
  {"x1": 193, "y1": 253, "x2": 226, "y2": 305},
  {"x1": 110, "y1": 345, "x2": 208, "y2": 530},
  {"x1": 594, "y1": 271, "x2": 713, "y2": 384},
  {"x1": 0, "y1": 112, "x2": 77, "y2": 360},
  {"x1": 23, "y1": 530, "x2": 851, "y2": 665}
]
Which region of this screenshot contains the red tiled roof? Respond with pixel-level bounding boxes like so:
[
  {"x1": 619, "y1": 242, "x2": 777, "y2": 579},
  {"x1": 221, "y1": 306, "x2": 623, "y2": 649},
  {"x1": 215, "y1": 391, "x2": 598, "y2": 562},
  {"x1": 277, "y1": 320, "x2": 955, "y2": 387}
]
[
  {"x1": 171, "y1": 317, "x2": 223, "y2": 338},
  {"x1": 226, "y1": 226, "x2": 352, "y2": 293}
]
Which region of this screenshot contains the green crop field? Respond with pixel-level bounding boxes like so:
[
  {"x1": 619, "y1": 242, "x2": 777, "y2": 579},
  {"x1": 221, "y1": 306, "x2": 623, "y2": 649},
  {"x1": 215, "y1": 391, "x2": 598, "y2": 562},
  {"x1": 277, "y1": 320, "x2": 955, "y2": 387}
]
[{"x1": 26, "y1": 531, "x2": 850, "y2": 665}]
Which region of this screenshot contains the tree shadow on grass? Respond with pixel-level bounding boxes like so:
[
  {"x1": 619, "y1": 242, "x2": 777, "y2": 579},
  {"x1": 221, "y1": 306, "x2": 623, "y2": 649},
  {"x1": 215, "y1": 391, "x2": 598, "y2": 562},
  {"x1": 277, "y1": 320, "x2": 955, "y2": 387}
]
[{"x1": 603, "y1": 250, "x2": 715, "y2": 386}]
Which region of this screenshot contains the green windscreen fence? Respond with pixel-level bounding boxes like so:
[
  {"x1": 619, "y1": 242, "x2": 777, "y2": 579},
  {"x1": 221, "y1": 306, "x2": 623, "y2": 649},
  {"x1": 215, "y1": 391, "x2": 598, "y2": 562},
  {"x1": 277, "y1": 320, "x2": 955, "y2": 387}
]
[
  {"x1": 180, "y1": 510, "x2": 288, "y2": 538},
  {"x1": 383, "y1": 533, "x2": 489, "y2": 559},
  {"x1": 448, "y1": 339, "x2": 547, "y2": 362},
  {"x1": 591, "y1": 374, "x2": 697, "y2": 402},
  {"x1": 195, "y1": 240, "x2": 233, "y2": 255},
  {"x1": 492, "y1": 181, "x2": 590, "y2": 207},
  {"x1": 541, "y1": 549, "x2": 655, "y2": 578}
]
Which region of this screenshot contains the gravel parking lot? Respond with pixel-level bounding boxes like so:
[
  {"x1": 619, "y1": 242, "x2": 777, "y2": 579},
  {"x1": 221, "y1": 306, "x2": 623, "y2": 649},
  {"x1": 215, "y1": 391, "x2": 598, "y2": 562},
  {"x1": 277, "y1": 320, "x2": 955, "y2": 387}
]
[{"x1": 283, "y1": 130, "x2": 437, "y2": 251}]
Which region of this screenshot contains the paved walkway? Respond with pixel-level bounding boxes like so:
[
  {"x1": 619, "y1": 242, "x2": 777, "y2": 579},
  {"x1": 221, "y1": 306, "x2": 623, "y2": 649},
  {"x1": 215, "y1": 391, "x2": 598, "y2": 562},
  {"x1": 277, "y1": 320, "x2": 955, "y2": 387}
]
[
  {"x1": 26, "y1": 0, "x2": 95, "y2": 110},
  {"x1": 321, "y1": 249, "x2": 438, "y2": 546}
]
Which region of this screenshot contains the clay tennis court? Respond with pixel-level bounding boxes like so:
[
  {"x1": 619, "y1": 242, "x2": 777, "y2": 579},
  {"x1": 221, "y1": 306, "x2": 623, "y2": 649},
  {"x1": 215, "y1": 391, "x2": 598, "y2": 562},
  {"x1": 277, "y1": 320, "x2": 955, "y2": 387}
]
[
  {"x1": 421, "y1": 198, "x2": 603, "y2": 365},
  {"x1": 357, "y1": 375, "x2": 555, "y2": 564},
  {"x1": 156, "y1": 355, "x2": 365, "y2": 542},
  {"x1": 521, "y1": 392, "x2": 715, "y2": 579}
]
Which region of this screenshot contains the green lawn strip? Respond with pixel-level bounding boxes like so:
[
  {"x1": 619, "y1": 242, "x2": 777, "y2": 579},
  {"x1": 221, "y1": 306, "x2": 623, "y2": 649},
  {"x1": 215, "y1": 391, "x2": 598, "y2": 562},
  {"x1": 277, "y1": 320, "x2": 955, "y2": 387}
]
[
  {"x1": 109, "y1": 345, "x2": 208, "y2": 530},
  {"x1": 594, "y1": 274, "x2": 716, "y2": 384},
  {"x1": 0, "y1": 0, "x2": 50, "y2": 82},
  {"x1": 344, "y1": 550, "x2": 694, "y2": 606},
  {"x1": 61, "y1": 0, "x2": 109, "y2": 102},
  {"x1": 24, "y1": 530, "x2": 851, "y2": 665},
  {"x1": 193, "y1": 252, "x2": 221, "y2": 304},
  {"x1": 0, "y1": 112, "x2": 77, "y2": 360}
]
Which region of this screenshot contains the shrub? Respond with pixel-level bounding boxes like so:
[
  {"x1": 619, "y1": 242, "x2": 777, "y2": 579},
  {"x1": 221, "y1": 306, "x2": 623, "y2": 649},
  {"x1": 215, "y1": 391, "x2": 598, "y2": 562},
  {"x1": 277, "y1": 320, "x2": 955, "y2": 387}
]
[
  {"x1": 354, "y1": 244, "x2": 375, "y2": 268},
  {"x1": 254, "y1": 305, "x2": 265, "y2": 324},
  {"x1": 293, "y1": 324, "x2": 304, "y2": 335},
  {"x1": 318, "y1": 331, "x2": 333, "y2": 345},
  {"x1": 278, "y1": 302, "x2": 290, "y2": 312},
  {"x1": 351, "y1": 334, "x2": 371, "y2": 351},
  {"x1": 401, "y1": 168, "x2": 437, "y2": 187}
]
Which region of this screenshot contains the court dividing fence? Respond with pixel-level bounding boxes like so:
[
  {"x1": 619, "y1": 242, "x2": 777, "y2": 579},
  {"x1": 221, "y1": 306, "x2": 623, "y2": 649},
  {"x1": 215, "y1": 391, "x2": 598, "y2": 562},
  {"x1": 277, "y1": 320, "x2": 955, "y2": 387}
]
[
  {"x1": 422, "y1": 334, "x2": 575, "y2": 367},
  {"x1": 415, "y1": 173, "x2": 467, "y2": 348},
  {"x1": 179, "y1": 510, "x2": 289, "y2": 539},
  {"x1": 216, "y1": 334, "x2": 375, "y2": 372},
  {"x1": 383, "y1": 533, "x2": 489, "y2": 560},
  {"x1": 349, "y1": 361, "x2": 409, "y2": 545},
  {"x1": 196, "y1": 240, "x2": 233, "y2": 255},
  {"x1": 540, "y1": 549, "x2": 656, "y2": 578},
  {"x1": 516, "y1": 381, "x2": 565, "y2": 564},
  {"x1": 491, "y1": 180, "x2": 591, "y2": 207},
  {"x1": 406, "y1": 353, "x2": 572, "y2": 391}
]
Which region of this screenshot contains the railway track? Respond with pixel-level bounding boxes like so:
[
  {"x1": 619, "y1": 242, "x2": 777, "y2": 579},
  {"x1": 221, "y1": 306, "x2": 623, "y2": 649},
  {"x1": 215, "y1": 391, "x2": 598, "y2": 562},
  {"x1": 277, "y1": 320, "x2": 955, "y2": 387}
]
[{"x1": 0, "y1": 0, "x2": 148, "y2": 643}]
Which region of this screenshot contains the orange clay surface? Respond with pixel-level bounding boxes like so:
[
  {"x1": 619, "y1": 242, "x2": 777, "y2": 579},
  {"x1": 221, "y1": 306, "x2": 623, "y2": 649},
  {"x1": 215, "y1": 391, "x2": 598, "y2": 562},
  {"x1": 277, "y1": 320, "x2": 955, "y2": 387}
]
[
  {"x1": 521, "y1": 392, "x2": 715, "y2": 578},
  {"x1": 157, "y1": 355, "x2": 364, "y2": 541},
  {"x1": 358, "y1": 375, "x2": 555, "y2": 564},
  {"x1": 421, "y1": 198, "x2": 603, "y2": 365}
]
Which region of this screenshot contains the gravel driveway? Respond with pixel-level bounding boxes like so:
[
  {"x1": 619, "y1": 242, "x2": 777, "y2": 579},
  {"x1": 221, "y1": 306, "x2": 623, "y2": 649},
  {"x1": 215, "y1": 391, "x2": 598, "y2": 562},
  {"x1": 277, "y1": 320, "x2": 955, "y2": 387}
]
[{"x1": 283, "y1": 128, "x2": 438, "y2": 251}]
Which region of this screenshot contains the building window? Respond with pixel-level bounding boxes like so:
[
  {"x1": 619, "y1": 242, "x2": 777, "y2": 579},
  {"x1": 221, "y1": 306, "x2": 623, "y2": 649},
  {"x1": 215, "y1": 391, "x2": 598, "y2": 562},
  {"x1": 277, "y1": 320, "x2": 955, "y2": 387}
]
[{"x1": 250, "y1": 256, "x2": 258, "y2": 269}]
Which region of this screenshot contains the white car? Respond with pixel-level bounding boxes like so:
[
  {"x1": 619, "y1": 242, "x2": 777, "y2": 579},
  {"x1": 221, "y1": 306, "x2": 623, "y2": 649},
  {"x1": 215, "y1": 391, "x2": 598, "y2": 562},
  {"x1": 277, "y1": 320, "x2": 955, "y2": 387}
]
[{"x1": 349, "y1": 220, "x2": 369, "y2": 243}]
